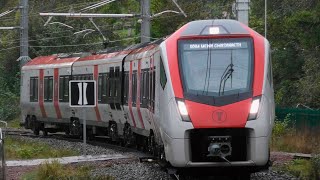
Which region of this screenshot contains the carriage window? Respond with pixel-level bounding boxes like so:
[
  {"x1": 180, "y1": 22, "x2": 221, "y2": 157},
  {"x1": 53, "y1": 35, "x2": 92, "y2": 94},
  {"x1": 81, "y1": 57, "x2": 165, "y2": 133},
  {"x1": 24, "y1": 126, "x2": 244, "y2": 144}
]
[
  {"x1": 114, "y1": 67, "x2": 120, "y2": 97},
  {"x1": 59, "y1": 76, "x2": 64, "y2": 101},
  {"x1": 109, "y1": 68, "x2": 114, "y2": 97},
  {"x1": 44, "y1": 76, "x2": 53, "y2": 102},
  {"x1": 98, "y1": 73, "x2": 107, "y2": 103},
  {"x1": 59, "y1": 76, "x2": 69, "y2": 102},
  {"x1": 30, "y1": 77, "x2": 38, "y2": 102},
  {"x1": 124, "y1": 72, "x2": 129, "y2": 104},
  {"x1": 268, "y1": 52, "x2": 273, "y2": 87},
  {"x1": 132, "y1": 71, "x2": 137, "y2": 105},
  {"x1": 64, "y1": 76, "x2": 69, "y2": 101},
  {"x1": 98, "y1": 74, "x2": 103, "y2": 102},
  {"x1": 160, "y1": 58, "x2": 167, "y2": 89},
  {"x1": 145, "y1": 70, "x2": 149, "y2": 100},
  {"x1": 152, "y1": 70, "x2": 156, "y2": 109},
  {"x1": 140, "y1": 71, "x2": 144, "y2": 102}
]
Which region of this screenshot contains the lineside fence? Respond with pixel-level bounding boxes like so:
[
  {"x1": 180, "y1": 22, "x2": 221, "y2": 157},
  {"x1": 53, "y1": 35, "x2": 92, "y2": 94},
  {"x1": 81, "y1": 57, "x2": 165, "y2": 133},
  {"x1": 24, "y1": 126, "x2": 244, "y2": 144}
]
[{"x1": 276, "y1": 107, "x2": 320, "y2": 132}]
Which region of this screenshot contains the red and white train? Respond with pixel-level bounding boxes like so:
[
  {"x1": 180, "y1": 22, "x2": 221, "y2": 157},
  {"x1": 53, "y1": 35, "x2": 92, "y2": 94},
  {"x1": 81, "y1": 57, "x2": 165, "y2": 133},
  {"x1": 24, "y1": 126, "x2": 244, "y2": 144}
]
[{"x1": 21, "y1": 19, "x2": 274, "y2": 176}]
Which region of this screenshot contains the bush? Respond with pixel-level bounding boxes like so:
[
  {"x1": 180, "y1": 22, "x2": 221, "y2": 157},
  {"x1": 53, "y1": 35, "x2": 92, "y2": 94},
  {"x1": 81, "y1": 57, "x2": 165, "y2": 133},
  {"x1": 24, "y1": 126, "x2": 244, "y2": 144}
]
[
  {"x1": 0, "y1": 91, "x2": 19, "y2": 122},
  {"x1": 272, "y1": 114, "x2": 294, "y2": 141}
]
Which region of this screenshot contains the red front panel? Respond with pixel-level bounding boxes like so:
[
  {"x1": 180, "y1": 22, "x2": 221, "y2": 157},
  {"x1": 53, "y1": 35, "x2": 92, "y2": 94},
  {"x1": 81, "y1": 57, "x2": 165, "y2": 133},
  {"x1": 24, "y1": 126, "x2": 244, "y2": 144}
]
[
  {"x1": 241, "y1": 25, "x2": 265, "y2": 97},
  {"x1": 185, "y1": 99, "x2": 251, "y2": 128},
  {"x1": 165, "y1": 24, "x2": 188, "y2": 98}
]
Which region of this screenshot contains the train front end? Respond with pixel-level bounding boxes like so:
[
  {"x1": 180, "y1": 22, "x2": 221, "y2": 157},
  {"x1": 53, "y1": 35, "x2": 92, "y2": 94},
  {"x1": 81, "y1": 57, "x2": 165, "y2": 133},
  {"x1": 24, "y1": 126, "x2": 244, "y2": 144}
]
[{"x1": 159, "y1": 19, "x2": 275, "y2": 173}]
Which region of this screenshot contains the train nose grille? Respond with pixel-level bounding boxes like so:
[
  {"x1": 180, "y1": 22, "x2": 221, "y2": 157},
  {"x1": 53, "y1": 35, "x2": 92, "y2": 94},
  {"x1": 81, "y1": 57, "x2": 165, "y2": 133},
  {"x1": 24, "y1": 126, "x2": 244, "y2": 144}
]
[{"x1": 189, "y1": 129, "x2": 248, "y2": 162}]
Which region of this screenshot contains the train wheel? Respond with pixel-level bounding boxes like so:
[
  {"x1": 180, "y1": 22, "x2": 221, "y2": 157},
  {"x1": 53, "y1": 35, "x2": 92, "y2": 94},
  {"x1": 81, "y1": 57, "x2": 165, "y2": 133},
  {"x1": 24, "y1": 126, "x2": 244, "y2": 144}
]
[
  {"x1": 108, "y1": 123, "x2": 118, "y2": 142},
  {"x1": 24, "y1": 116, "x2": 31, "y2": 129},
  {"x1": 65, "y1": 127, "x2": 70, "y2": 135},
  {"x1": 43, "y1": 129, "x2": 48, "y2": 136},
  {"x1": 123, "y1": 123, "x2": 133, "y2": 147},
  {"x1": 31, "y1": 116, "x2": 40, "y2": 136},
  {"x1": 70, "y1": 118, "x2": 81, "y2": 136},
  {"x1": 148, "y1": 132, "x2": 156, "y2": 156}
]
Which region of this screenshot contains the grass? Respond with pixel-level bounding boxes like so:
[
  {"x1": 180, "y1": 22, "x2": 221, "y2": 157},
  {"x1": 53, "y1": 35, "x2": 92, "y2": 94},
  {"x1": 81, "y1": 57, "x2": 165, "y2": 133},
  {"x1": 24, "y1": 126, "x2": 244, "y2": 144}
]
[
  {"x1": 22, "y1": 160, "x2": 114, "y2": 180},
  {"x1": 4, "y1": 136, "x2": 79, "y2": 160},
  {"x1": 271, "y1": 115, "x2": 320, "y2": 154},
  {"x1": 7, "y1": 117, "x2": 21, "y2": 129},
  {"x1": 271, "y1": 130, "x2": 320, "y2": 154},
  {"x1": 271, "y1": 115, "x2": 320, "y2": 179}
]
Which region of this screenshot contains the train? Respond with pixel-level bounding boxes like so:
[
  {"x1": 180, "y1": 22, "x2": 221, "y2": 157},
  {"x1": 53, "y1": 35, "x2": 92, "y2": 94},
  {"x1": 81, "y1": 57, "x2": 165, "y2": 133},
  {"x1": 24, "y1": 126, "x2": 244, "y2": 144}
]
[{"x1": 20, "y1": 19, "x2": 275, "y2": 178}]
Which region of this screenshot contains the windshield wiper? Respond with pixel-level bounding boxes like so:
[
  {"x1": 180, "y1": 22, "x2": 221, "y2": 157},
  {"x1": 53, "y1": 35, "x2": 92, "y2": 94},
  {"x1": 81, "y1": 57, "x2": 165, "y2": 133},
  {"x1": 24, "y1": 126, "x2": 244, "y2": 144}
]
[
  {"x1": 218, "y1": 51, "x2": 234, "y2": 96},
  {"x1": 202, "y1": 39, "x2": 212, "y2": 95}
]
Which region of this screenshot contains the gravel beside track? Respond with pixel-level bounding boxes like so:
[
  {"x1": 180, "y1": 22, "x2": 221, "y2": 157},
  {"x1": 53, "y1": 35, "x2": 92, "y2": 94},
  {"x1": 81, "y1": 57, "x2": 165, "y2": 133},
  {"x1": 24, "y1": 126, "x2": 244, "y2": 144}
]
[{"x1": 6, "y1": 134, "x2": 298, "y2": 180}]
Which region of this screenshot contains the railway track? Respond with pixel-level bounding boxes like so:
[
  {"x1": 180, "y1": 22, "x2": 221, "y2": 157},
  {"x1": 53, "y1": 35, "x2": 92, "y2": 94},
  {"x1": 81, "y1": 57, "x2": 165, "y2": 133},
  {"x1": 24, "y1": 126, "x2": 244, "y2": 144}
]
[
  {"x1": 4, "y1": 129, "x2": 182, "y2": 180},
  {"x1": 5, "y1": 129, "x2": 311, "y2": 180}
]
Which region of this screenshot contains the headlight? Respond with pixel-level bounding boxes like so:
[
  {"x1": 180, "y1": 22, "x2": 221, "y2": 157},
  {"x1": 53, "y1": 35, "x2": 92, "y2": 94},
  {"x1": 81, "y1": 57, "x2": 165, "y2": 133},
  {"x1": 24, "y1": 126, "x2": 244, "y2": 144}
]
[
  {"x1": 176, "y1": 99, "x2": 191, "y2": 122},
  {"x1": 248, "y1": 97, "x2": 261, "y2": 120}
]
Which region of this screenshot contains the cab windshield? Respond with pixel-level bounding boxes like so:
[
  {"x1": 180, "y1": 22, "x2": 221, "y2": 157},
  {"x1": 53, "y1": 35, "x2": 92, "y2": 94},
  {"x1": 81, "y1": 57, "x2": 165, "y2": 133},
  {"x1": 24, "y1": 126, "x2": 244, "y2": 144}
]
[{"x1": 178, "y1": 38, "x2": 253, "y2": 105}]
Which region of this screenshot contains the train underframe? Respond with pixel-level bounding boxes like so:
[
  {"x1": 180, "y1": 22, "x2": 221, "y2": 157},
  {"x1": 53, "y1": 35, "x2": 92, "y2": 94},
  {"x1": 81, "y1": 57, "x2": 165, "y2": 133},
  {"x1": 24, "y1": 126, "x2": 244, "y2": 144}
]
[
  {"x1": 22, "y1": 115, "x2": 270, "y2": 179},
  {"x1": 22, "y1": 114, "x2": 164, "y2": 156}
]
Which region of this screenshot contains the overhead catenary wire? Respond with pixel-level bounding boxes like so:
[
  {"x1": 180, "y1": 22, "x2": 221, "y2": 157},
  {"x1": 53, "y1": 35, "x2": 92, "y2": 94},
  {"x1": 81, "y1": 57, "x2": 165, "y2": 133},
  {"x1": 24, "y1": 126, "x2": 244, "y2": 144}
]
[
  {"x1": 0, "y1": 0, "x2": 105, "y2": 21},
  {"x1": 0, "y1": 36, "x2": 140, "y2": 51},
  {"x1": 80, "y1": 0, "x2": 117, "y2": 12},
  {"x1": 3, "y1": 22, "x2": 136, "y2": 44},
  {"x1": 0, "y1": 35, "x2": 159, "y2": 53},
  {"x1": 0, "y1": 46, "x2": 20, "y2": 52}
]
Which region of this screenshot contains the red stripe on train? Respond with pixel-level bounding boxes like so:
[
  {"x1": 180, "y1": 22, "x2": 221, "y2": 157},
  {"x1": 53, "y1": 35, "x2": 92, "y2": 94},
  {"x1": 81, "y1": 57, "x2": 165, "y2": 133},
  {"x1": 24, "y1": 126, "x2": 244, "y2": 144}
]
[
  {"x1": 39, "y1": 69, "x2": 47, "y2": 118},
  {"x1": 136, "y1": 60, "x2": 145, "y2": 129},
  {"x1": 53, "y1": 69, "x2": 62, "y2": 119},
  {"x1": 128, "y1": 61, "x2": 137, "y2": 127},
  {"x1": 94, "y1": 65, "x2": 102, "y2": 121}
]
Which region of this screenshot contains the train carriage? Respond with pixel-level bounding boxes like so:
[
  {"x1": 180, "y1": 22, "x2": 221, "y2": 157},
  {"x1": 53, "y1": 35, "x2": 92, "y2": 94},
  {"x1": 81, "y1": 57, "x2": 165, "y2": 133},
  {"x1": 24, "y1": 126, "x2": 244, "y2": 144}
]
[{"x1": 20, "y1": 19, "x2": 274, "y2": 177}]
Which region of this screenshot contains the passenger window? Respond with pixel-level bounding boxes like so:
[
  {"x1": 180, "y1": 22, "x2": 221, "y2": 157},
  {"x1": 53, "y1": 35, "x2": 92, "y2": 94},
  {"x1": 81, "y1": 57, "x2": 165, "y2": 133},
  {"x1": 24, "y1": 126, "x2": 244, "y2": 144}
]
[
  {"x1": 268, "y1": 52, "x2": 273, "y2": 87},
  {"x1": 115, "y1": 67, "x2": 120, "y2": 97},
  {"x1": 124, "y1": 72, "x2": 129, "y2": 104},
  {"x1": 109, "y1": 68, "x2": 114, "y2": 97},
  {"x1": 160, "y1": 57, "x2": 167, "y2": 90},
  {"x1": 64, "y1": 76, "x2": 69, "y2": 102},
  {"x1": 59, "y1": 76, "x2": 64, "y2": 101},
  {"x1": 98, "y1": 74, "x2": 103, "y2": 102},
  {"x1": 140, "y1": 71, "x2": 144, "y2": 102},
  {"x1": 44, "y1": 76, "x2": 53, "y2": 102},
  {"x1": 132, "y1": 71, "x2": 137, "y2": 105},
  {"x1": 98, "y1": 73, "x2": 108, "y2": 103},
  {"x1": 30, "y1": 77, "x2": 39, "y2": 102},
  {"x1": 59, "y1": 76, "x2": 70, "y2": 102}
]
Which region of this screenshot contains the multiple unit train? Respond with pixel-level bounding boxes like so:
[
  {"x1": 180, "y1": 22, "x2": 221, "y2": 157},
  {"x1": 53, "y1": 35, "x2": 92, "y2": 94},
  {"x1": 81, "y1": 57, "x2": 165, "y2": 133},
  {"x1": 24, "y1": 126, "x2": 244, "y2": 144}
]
[{"x1": 20, "y1": 19, "x2": 275, "y2": 177}]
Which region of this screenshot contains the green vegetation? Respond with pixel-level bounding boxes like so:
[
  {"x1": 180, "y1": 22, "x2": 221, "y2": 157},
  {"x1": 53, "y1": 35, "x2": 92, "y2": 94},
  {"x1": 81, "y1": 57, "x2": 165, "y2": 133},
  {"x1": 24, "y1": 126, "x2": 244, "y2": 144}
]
[
  {"x1": 275, "y1": 156, "x2": 320, "y2": 180},
  {"x1": 271, "y1": 115, "x2": 320, "y2": 154},
  {"x1": 7, "y1": 117, "x2": 21, "y2": 129},
  {"x1": 4, "y1": 136, "x2": 79, "y2": 160},
  {"x1": 22, "y1": 160, "x2": 114, "y2": 180}
]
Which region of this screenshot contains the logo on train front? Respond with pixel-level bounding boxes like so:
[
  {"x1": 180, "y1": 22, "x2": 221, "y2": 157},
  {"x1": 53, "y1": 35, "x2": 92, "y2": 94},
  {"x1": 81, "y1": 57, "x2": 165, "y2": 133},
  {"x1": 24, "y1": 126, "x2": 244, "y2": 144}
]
[{"x1": 212, "y1": 109, "x2": 227, "y2": 123}]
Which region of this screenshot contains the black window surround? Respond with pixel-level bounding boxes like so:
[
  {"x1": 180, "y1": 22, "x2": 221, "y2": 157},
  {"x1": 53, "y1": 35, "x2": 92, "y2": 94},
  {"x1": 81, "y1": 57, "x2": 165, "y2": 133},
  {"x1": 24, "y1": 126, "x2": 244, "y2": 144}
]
[{"x1": 178, "y1": 37, "x2": 254, "y2": 106}]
